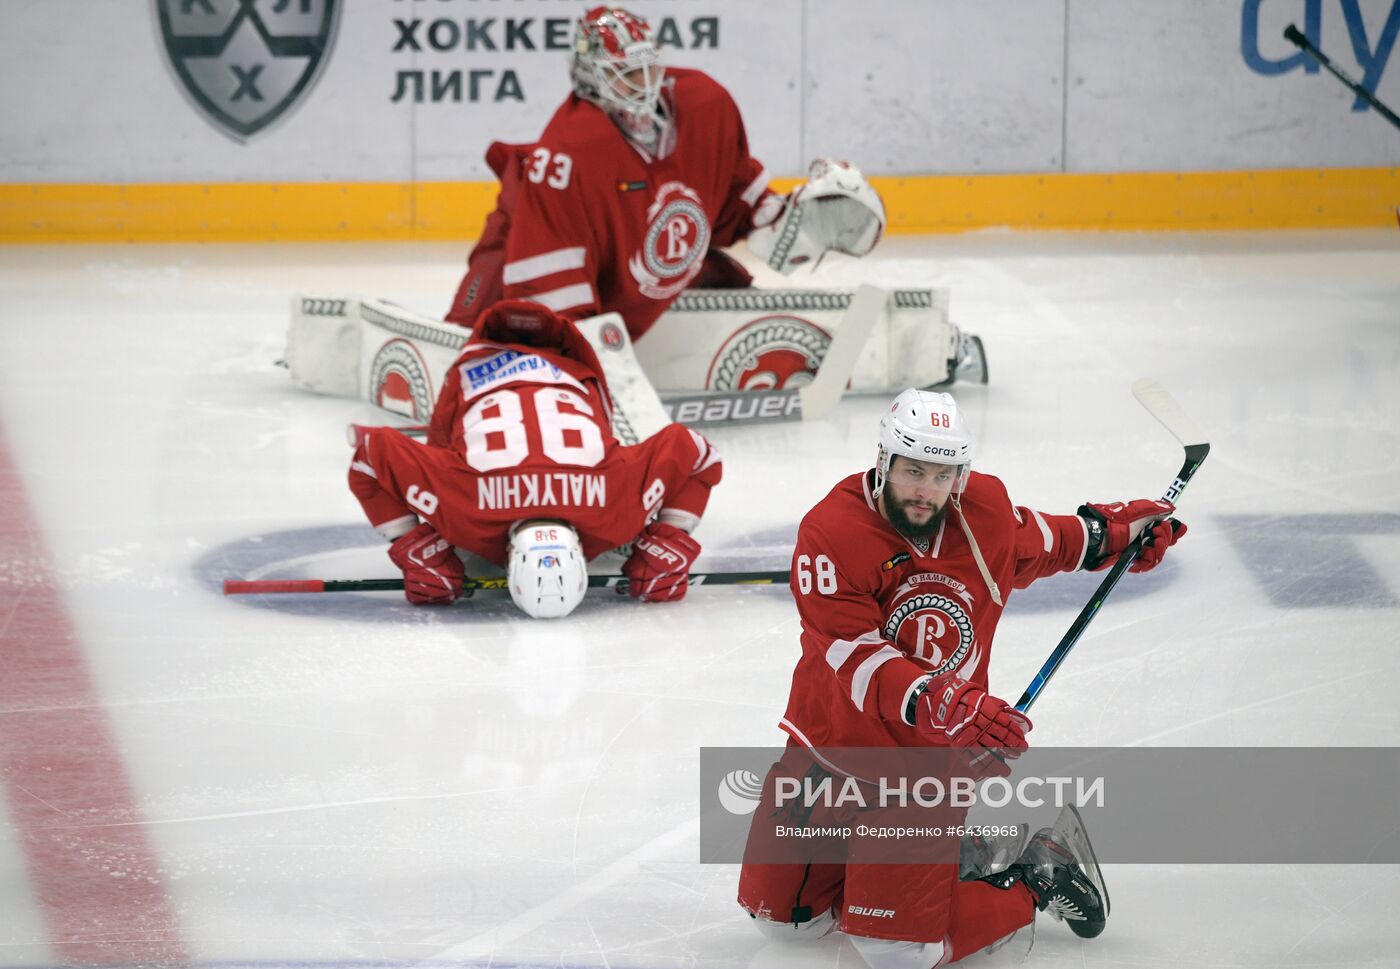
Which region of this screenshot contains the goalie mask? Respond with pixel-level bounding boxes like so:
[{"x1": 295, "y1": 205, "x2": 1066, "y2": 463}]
[
  {"x1": 508, "y1": 520, "x2": 588, "y2": 620},
  {"x1": 873, "y1": 389, "x2": 973, "y2": 500},
  {"x1": 570, "y1": 6, "x2": 666, "y2": 140}
]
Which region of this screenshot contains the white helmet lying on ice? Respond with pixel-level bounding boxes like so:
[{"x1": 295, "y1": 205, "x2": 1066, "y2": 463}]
[
  {"x1": 873, "y1": 388, "x2": 973, "y2": 500},
  {"x1": 508, "y1": 520, "x2": 588, "y2": 619},
  {"x1": 748, "y1": 158, "x2": 886, "y2": 275}
]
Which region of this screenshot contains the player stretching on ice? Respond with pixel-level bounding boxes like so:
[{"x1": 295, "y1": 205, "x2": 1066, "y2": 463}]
[
  {"x1": 348, "y1": 300, "x2": 722, "y2": 618},
  {"x1": 737, "y1": 389, "x2": 1186, "y2": 965},
  {"x1": 444, "y1": 7, "x2": 900, "y2": 340}
]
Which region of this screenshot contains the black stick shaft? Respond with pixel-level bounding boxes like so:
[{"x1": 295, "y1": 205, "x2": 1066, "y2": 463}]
[
  {"x1": 225, "y1": 570, "x2": 790, "y2": 596},
  {"x1": 1284, "y1": 24, "x2": 1400, "y2": 131}
]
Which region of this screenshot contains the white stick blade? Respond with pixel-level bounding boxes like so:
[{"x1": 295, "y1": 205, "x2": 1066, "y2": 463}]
[
  {"x1": 799, "y1": 284, "x2": 886, "y2": 420},
  {"x1": 1131, "y1": 378, "x2": 1208, "y2": 447}
]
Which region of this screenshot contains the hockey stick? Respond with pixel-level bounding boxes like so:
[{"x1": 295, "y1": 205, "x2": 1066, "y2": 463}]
[
  {"x1": 224, "y1": 569, "x2": 789, "y2": 597},
  {"x1": 1284, "y1": 24, "x2": 1400, "y2": 131},
  {"x1": 1013, "y1": 379, "x2": 1209, "y2": 713},
  {"x1": 660, "y1": 283, "x2": 887, "y2": 426}
]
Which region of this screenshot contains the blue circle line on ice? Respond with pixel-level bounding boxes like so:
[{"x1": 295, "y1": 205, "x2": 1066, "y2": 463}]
[{"x1": 196, "y1": 523, "x2": 1175, "y2": 623}]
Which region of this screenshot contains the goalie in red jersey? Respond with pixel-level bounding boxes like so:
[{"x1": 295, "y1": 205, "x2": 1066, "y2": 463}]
[
  {"x1": 444, "y1": 5, "x2": 887, "y2": 340},
  {"x1": 737, "y1": 389, "x2": 1187, "y2": 967},
  {"x1": 348, "y1": 300, "x2": 722, "y2": 618}
]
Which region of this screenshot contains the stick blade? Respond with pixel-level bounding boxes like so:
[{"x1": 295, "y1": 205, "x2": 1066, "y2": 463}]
[
  {"x1": 799, "y1": 284, "x2": 886, "y2": 420},
  {"x1": 1132, "y1": 378, "x2": 1208, "y2": 448}
]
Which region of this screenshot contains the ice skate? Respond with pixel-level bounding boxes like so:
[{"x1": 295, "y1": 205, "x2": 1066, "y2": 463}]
[
  {"x1": 953, "y1": 331, "x2": 989, "y2": 385},
  {"x1": 995, "y1": 804, "x2": 1109, "y2": 939},
  {"x1": 932, "y1": 327, "x2": 988, "y2": 388}
]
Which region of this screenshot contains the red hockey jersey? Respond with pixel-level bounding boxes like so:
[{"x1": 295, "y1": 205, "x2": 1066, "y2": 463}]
[
  {"x1": 460, "y1": 68, "x2": 774, "y2": 338},
  {"x1": 349, "y1": 304, "x2": 722, "y2": 564},
  {"x1": 779, "y1": 470, "x2": 1092, "y2": 758}
]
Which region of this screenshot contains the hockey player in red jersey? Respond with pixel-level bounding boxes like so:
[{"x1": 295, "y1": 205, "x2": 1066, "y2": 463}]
[
  {"x1": 737, "y1": 389, "x2": 1187, "y2": 966},
  {"x1": 444, "y1": 5, "x2": 887, "y2": 341},
  {"x1": 348, "y1": 299, "x2": 722, "y2": 617}
]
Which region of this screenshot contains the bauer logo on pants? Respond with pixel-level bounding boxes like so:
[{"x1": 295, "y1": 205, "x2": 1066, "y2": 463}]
[
  {"x1": 706, "y1": 316, "x2": 831, "y2": 391},
  {"x1": 156, "y1": 0, "x2": 341, "y2": 141}
]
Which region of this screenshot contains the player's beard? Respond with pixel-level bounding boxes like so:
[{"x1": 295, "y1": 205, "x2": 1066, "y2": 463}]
[{"x1": 883, "y1": 495, "x2": 948, "y2": 541}]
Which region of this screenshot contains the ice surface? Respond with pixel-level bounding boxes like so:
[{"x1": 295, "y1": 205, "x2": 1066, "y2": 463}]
[{"x1": 1, "y1": 231, "x2": 1397, "y2": 967}]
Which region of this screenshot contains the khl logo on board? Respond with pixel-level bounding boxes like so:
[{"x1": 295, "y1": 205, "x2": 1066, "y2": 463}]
[{"x1": 156, "y1": 0, "x2": 340, "y2": 141}]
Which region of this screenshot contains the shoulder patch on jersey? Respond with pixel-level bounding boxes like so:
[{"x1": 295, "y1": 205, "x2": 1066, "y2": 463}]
[{"x1": 882, "y1": 551, "x2": 911, "y2": 572}]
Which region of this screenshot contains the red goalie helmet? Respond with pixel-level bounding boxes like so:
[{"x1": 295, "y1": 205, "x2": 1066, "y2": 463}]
[{"x1": 569, "y1": 6, "x2": 665, "y2": 134}]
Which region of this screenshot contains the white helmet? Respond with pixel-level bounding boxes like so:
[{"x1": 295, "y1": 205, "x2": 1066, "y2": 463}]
[
  {"x1": 873, "y1": 389, "x2": 973, "y2": 500},
  {"x1": 508, "y1": 520, "x2": 588, "y2": 619},
  {"x1": 569, "y1": 6, "x2": 665, "y2": 139}
]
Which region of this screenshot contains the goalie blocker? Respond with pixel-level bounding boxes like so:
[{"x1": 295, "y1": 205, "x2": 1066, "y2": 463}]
[{"x1": 286, "y1": 287, "x2": 986, "y2": 434}]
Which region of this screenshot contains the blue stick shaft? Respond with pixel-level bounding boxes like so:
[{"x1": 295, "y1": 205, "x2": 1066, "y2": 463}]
[{"x1": 1014, "y1": 442, "x2": 1209, "y2": 713}]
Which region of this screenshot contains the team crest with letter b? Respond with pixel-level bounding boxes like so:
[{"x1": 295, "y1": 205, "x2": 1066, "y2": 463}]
[{"x1": 155, "y1": 0, "x2": 340, "y2": 141}]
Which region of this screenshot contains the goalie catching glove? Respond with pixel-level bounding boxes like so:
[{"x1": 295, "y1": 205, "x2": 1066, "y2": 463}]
[
  {"x1": 747, "y1": 158, "x2": 886, "y2": 275},
  {"x1": 1079, "y1": 498, "x2": 1187, "y2": 573},
  {"x1": 388, "y1": 523, "x2": 465, "y2": 605},
  {"x1": 623, "y1": 522, "x2": 701, "y2": 602}
]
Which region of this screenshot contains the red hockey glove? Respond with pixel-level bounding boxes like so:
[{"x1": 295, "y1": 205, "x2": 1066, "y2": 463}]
[
  {"x1": 387, "y1": 523, "x2": 465, "y2": 605},
  {"x1": 915, "y1": 678, "x2": 1032, "y2": 755},
  {"x1": 623, "y1": 523, "x2": 701, "y2": 603},
  {"x1": 1079, "y1": 499, "x2": 1187, "y2": 573}
]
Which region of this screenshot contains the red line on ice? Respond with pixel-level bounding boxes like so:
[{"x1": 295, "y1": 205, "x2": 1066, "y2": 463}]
[{"x1": 0, "y1": 423, "x2": 188, "y2": 965}]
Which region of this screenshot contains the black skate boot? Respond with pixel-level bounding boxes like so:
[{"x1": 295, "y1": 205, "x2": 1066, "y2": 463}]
[
  {"x1": 953, "y1": 332, "x2": 988, "y2": 386},
  {"x1": 977, "y1": 804, "x2": 1109, "y2": 939},
  {"x1": 933, "y1": 327, "x2": 989, "y2": 388}
]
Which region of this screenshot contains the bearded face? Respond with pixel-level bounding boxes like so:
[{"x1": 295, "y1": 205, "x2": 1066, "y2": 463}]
[{"x1": 879, "y1": 455, "x2": 959, "y2": 540}]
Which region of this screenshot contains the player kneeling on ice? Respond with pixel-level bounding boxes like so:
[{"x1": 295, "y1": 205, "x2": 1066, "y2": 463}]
[
  {"x1": 348, "y1": 299, "x2": 722, "y2": 618},
  {"x1": 736, "y1": 389, "x2": 1186, "y2": 965}
]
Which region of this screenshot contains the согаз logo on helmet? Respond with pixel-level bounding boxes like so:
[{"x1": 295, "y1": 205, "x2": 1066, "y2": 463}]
[{"x1": 156, "y1": 0, "x2": 340, "y2": 141}]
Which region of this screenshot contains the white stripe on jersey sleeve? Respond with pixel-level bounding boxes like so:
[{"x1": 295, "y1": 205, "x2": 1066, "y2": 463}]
[
  {"x1": 685, "y1": 427, "x2": 721, "y2": 474},
  {"x1": 503, "y1": 247, "x2": 587, "y2": 285},
  {"x1": 658, "y1": 508, "x2": 701, "y2": 532},
  {"x1": 528, "y1": 282, "x2": 596, "y2": 313},
  {"x1": 1030, "y1": 508, "x2": 1053, "y2": 552},
  {"x1": 825, "y1": 629, "x2": 883, "y2": 672},
  {"x1": 851, "y1": 644, "x2": 903, "y2": 712},
  {"x1": 375, "y1": 514, "x2": 418, "y2": 541},
  {"x1": 741, "y1": 168, "x2": 771, "y2": 207}
]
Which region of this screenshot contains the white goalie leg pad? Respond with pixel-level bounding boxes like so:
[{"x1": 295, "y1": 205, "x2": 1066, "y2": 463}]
[
  {"x1": 288, "y1": 296, "x2": 668, "y2": 443},
  {"x1": 356, "y1": 297, "x2": 468, "y2": 421},
  {"x1": 285, "y1": 296, "x2": 364, "y2": 398},
  {"x1": 286, "y1": 294, "x2": 469, "y2": 423},
  {"x1": 849, "y1": 934, "x2": 947, "y2": 969},
  {"x1": 748, "y1": 908, "x2": 837, "y2": 943},
  {"x1": 634, "y1": 288, "x2": 955, "y2": 394},
  {"x1": 574, "y1": 312, "x2": 671, "y2": 444}
]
